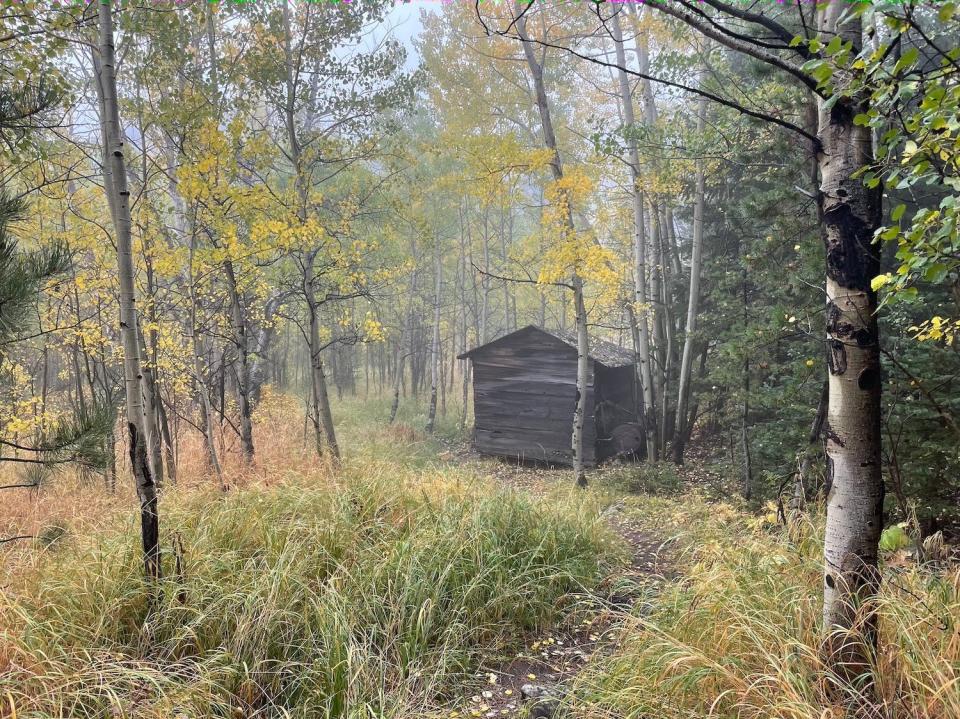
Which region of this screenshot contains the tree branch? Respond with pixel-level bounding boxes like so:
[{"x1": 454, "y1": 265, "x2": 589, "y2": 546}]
[
  {"x1": 696, "y1": 0, "x2": 813, "y2": 56},
  {"x1": 471, "y1": 261, "x2": 573, "y2": 290},
  {"x1": 474, "y1": 5, "x2": 820, "y2": 148},
  {"x1": 646, "y1": 0, "x2": 821, "y2": 94}
]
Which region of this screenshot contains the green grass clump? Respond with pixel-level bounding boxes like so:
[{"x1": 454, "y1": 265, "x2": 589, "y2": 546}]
[
  {"x1": 1, "y1": 473, "x2": 614, "y2": 718},
  {"x1": 571, "y1": 496, "x2": 960, "y2": 719}
]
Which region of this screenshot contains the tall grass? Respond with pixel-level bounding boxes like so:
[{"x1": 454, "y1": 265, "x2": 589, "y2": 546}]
[
  {"x1": 0, "y1": 402, "x2": 615, "y2": 718},
  {"x1": 573, "y1": 496, "x2": 960, "y2": 719},
  {"x1": 0, "y1": 390, "x2": 463, "y2": 563}
]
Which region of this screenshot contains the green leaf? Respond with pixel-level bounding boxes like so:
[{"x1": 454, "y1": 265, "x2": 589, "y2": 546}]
[
  {"x1": 879, "y1": 525, "x2": 911, "y2": 552},
  {"x1": 881, "y1": 225, "x2": 900, "y2": 241},
  {"x1": 924, "y1": 263, "x2": 950, "y2": 283},
  {"x1": 894, "y1": 47, "x2": 920, "y2": 75},
  {"x1": 891, "y1": 203, "x2": 906, "y2": 222},
  {"x1": 812, "y1": 63, "x2": 834, "y2": 85}
]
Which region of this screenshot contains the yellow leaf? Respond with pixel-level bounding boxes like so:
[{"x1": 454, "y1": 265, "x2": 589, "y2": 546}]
[{"x1": 870, "y1": 273, "x2": 892, "y2": 291}]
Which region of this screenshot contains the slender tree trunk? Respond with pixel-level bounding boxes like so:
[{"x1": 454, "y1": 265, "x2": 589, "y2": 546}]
[
  {"x1": 611, "y1": 11, "x2": 658, "y2": 461},
  {"x1": 188, "y1": 233, "x2": 224, "y2": 487},
  {"x1": 224, "y1": 261, "x2": 254, "y2": 463},
  {"x1": 674, "y1": 94, "x2": 708, "y2": 464},
  {"x1": 205, "y1": 5, "x2": 254, "y2": 463},
  {"x1": 791, "y1": 381, "x2": 828, "y2": 521},
  {"x1": 741, "y1": 354, "x2": 752, "y2": 502},
  {"x1": 633, "y1": 8, "x2": 665, "y2": 459},
  {"x1": 157, "y1": 396, "x2": 176, "y2": 485},
  {"x1": 95, "y1": 0, "x2": 160, "y2": 583},
  {"x1": 426, "y1": 237, "x2": 442, "y2": 434},
  {"x1": 572, "y1": 279, "x2": 589, "y2": 487},
  {"x1": 248, "y1": 295, "x2": 282, "y2": 405},
  {"x1": 816, "y1": 6, "x2": 884, "y2": 673},
  {"x1": 281, "y1": 2, "x2": 339, "y2": 465},
  {"x1": 650, "y1": 203, "x2": 669, "y2": 450},
  {"x1": 458, "y1": 211, "x2": 472, "y2": 432},
  {"x1": 499, "y1": 206, "x2": 512, "y2": 333},
  {"x1": 740, "y1": 270, "x2": 752, "y2": 501},
  {"x1": 389, "y1": 345, "x2": 404, "y2": 424},
  {"x1": 161, "y1": 128, "x2": 212, "y2": 484},
  {"x1": 134, "y1": 88, "x2": 166, "y2": 489},
  {"x1": 517, "y1": 4, "x2": 590, "y2": 485},
  {"x1": 138, "y1": 325, "x2": 164, "y2": 486},
  {"x1": 304, "y1": 253, "x2": 340, "y2": 464},
  {"x1": 480, "y1": 209, "x2": 491, "y2": 342},
  {"x1": 389, "y1": 258, "x2": 417, "y2": 424}
]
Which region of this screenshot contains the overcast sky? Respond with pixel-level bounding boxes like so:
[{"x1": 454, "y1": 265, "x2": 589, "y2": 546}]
[{"x1": 376, "y1": 1, "x2": 436, "y2": 70}]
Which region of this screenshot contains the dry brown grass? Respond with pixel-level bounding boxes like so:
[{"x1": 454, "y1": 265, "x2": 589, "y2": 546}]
[
  {"x1": 0, "y1": 390, "x2": 328, "y2": 569},
  {"x1": 383, "y1": 421, "x2": 424, "y2": 445}
]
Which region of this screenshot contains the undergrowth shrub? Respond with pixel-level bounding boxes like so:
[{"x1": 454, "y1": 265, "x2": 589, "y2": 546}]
[
  {"x1": 0, "y1": 474, "x2": 614, "y2": 718},
  {"x1": 572, "y1": 497, "x2": 960, "y2": 719},
  {"x1": 599, "y1": 461, "x2": 684, "y2": 496}
]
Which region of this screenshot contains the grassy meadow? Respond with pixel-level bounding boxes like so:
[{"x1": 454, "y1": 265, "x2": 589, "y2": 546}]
[{"x1": 1, "y1": 393, "x2": 958, "y2": 719}]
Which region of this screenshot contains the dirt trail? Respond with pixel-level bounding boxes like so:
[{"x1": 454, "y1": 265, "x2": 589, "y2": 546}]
[{"x1": 446, "y1": 462, "x2": 674, "y2": 719}]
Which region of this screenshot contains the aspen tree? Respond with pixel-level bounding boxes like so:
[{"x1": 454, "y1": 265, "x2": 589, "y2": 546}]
[{"x1": 94, "y1": 0, "x2": 160, "y2": 582}]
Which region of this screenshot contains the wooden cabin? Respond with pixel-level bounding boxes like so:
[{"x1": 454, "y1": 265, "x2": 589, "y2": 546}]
[{"x1": 458, "y1": 325, "x2": 641, "y2": 466}]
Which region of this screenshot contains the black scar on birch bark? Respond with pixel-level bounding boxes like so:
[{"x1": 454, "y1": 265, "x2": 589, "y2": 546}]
[
  {"x1": 827, "y1": 306, "x2": 876, "y2": 347},
  {"x1": 825, "y1": 302, "x2": 847, "y2": 376},
  {"x1": 823, "y1": 424, "x2": 845, "y2": 448},
  {"x1": 825, "y1": 300, "x2": 878, "y2": 376},
  {"x1": 825, "y1": 453, "x2": 834, "y2": 498},
  {"x1": 128, "y1": 421, "x2": 139, "y2": 470},
  {"x1": 858, "y1": 367, "x2": 881, "y2": 391},
  {"x1": 827, "y1": 339, "x2": 847, "y2": 376},
  {"x1": 823, "y1": 203, "x2": 879, "y2": 292},
  {"x1": 129, "y1": 422, "x2": 161, "y2": 583}
]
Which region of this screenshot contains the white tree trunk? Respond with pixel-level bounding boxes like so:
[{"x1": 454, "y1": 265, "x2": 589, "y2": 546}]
[
  {"x1": 629, "y1": 5, "x2": 668, "y2": 452},
  {"x1": 282, "y1": 2, "x2": 339, "y2": 466},
  {"x1": 816, "y1": 4, "x2": 884, "y2": 674},
  {"x1": 206, "y1": 4, "x2": 254, "y2": 464},
  {"x1": 674, "y1": 93, "x2": 708, "y2": 463},
  {"x1": 304, "y1": 252, "x2": 341, "y2": 465},
  {"x1": 187, "y1": 235, "x2": 225, "y2": 487},
  {"x1": 95, "y1": 0, "x2": 160, "y2": 582},
  {"x1": 572, "y1": 278, "x2": 589, "y2": 487},
  {"x1": 611, "y1": 11, "x2": 658, "y2": 461},
  {"x1": 516, "y1": 4, "x2": 590, "y2": 485},
  {"x1": 426, "y1": 237, "x2": 442, "y2": 434}
]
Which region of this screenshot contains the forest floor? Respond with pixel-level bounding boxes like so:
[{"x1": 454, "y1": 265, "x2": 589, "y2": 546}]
[{"x1": 1, "y1": 395, "x2": 958, "y2": 719}]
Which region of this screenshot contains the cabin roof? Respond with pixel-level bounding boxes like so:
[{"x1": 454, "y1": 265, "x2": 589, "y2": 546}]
[{"x1": 457, "y1": 325, "x2": 636, "y2": 368}]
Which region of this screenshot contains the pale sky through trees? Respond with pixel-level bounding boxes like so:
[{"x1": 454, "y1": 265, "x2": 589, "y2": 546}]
[{"x1": 379, "y1": 1, "x2": 433, "y2": 68}]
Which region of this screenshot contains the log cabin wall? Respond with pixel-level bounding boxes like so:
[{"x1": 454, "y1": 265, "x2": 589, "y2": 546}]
[{"x1": 469, "y1": 330, "x2": 597, "y2": 466}]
